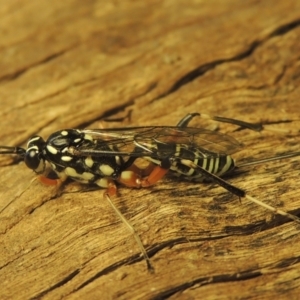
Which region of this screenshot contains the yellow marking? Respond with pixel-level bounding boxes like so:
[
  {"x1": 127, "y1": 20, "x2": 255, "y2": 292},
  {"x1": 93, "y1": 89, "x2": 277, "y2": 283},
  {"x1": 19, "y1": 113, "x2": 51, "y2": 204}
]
[
  {"x1": 120, "y1": 170, "x2": 135, "y2": 180},
  {"x1": 85, "y1": 156, "x2": 94, "y2": 168},
  {"x1": 213, "y1": 157, "x2": 220, "y2": 174},
  {"x1": 222, "y1": 156, "x2": 233, "y2": 175},
  {"x1": 175, "y1": 144, "x2": 181, "y2": 156},
  {"x1": 61, "y1": 130, "x2": 68, "y2": 136},
  {"x1": 81, "y1": 172, "x2": 94, "y2": 180},
  {"x1": 46, "y1": 145, "x2": 58, "y2": 155},
  {"x1": 61, "y1": 156, "x2": 72, "y2": 162},
  {"x1": 186, "y1": 156, "x2": 197, "y2": 176},
  {"x1": 27, "y1": 136, "x2": 40, "y2": 148},
  {"x1": 115, "y1": 156, "x2": 121, "y2": 166},
  {"x1": 27, "y1": 146, "x2": 38, "y2": 153},
  {"x1": 201, "y1": 153, "x2": 208, "y2": 170},
  {"x1": 65, "y1": 167, "x2": 94, "y2": 181},
  {"x1": 56, "y1": 171, "x2": 68, "y2": 181},
  {"x1": 65, "y1": 167, "x2": 78, "y2": 177},
  {"x1": 207, "y1": 158, "x2": 214, "y2": 174},
  {"x1": 99, "y1": 164, "x2": 114, "y2": 176},
  {"x1": 84, "y1": 134, "x2": 93, "y2": 141},
  {"x1": 95, "y1": 178, "x2": 109, "y2": 188},
  {"x1": 62, "y1": 147, "x2": 68, "y2": 153}
]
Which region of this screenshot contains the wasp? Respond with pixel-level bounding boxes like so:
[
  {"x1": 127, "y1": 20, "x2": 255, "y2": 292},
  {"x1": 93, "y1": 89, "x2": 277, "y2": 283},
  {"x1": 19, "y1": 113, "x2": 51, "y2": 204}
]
[{"x1": 0, "y1": 113, "x2": 299, "y2": 270}]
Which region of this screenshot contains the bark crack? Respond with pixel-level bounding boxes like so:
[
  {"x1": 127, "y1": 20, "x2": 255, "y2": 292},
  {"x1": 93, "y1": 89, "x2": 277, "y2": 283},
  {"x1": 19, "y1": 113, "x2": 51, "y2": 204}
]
[{"x1": 153, "y1": 18, "x2": 300, "y2": 100}]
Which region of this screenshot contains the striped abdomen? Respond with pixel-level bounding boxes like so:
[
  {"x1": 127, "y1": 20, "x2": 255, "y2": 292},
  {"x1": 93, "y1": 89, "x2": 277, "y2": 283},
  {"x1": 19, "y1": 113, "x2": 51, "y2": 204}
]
[
  {"x1": 145, "y1": 143, "x2": 236, "y2": 181},
  {"x1": 171, "y1": 145, "x2": 235, "y2": 180}
]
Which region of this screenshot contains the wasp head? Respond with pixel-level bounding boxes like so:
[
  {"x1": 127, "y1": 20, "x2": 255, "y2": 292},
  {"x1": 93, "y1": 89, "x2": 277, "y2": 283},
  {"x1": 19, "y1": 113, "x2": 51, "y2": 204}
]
[{"x1": 24, "y1": 136, "x2": 46, "y2": 174}]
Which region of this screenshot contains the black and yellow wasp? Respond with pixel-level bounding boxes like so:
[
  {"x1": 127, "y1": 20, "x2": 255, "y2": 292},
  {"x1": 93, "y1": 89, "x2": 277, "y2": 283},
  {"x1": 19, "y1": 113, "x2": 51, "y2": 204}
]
[
  {"x1": 1, "y1": 113, "x2": 299, "y2": 270},
  {"x1": 0, "y1": 113, "x2": 258, "y2": 195}
]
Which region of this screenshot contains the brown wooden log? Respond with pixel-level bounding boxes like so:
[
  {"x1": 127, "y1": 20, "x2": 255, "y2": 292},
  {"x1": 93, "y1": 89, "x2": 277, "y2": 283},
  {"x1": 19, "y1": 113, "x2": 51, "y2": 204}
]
[{"x1": 1, "y1": 0, "x2": 300, "y2": 299}]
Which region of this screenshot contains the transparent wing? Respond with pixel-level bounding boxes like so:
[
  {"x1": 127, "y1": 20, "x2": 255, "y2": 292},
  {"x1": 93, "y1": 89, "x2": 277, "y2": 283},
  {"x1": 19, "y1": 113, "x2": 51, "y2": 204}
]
[
  {"x1": 134, "y1": 127, "x2": 242, "y2": 155},
  {"x1": 77, "y1": 126, "x2": 242, "y2": 159}
]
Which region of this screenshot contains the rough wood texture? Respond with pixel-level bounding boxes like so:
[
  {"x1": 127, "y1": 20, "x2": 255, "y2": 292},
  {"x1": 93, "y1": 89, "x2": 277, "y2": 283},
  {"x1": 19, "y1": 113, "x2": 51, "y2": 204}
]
[{"x1": 1, "y1": 1, "x2": 300, "y2": 299}]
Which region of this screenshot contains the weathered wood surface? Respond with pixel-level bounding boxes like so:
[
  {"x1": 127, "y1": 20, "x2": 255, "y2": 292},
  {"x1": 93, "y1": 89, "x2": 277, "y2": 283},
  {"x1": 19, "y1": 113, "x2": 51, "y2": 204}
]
[{"x1": 1, "y1": 0, "x2": 300, "y2": 299}]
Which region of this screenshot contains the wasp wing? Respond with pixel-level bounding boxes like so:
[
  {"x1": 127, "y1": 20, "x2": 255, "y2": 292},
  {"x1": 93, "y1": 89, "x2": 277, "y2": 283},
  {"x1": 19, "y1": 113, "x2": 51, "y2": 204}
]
[
  {"x1": 80, "y1": 127, "x2": 156, "y2": 157},
  {"x1": 77, "y1": 127, "x2": 242, "y2": 159},
  {"x1": 133, "y1": 127, "x2": 242, "y2": 155}
]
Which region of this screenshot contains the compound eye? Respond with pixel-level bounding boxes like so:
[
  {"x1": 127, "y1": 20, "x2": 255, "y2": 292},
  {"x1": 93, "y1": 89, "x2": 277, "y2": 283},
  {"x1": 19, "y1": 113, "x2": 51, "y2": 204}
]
[{"x1": 24, "y1": 149, "x2": 41, "y2": 170}]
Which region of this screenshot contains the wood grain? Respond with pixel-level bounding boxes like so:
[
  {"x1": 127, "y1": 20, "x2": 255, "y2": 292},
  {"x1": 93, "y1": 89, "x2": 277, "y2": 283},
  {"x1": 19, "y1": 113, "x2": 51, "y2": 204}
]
[{"x1": 1, "y1": 0, "x2": 300, "y2": 299}]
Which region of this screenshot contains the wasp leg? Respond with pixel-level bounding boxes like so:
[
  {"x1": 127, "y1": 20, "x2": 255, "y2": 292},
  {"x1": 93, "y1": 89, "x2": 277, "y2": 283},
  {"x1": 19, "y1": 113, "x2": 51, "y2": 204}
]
[
  {"x1": 37, "y1": 169, "x2": 68, "y2": 187},
  {"x1": 107, "y1": 180, "x2": 117, "y2": 196},
  {"x1": 140, "y1": 158, "x2": 171, "y2": 187},
  {"x1": 153, "y1": 113, "x2": 200, "y2": 145},
  {"x1": 38, "y1": 176, "x2": 62, "y2": 186},
  {"x1": 140, "y1": 165, "x2": 169, "y2": 187},
  {"x1": 176, "y1": 112, "x2": 265, "y2": 131},
  {"x1": 125, "y1": 162, "x2": 157, "y2": 177},
  {"x1": 178, "y1": 112, "x2": 297, "y2": 133},
  {"x1": 118, "y1": 159, "x2": 170, "y2": 188},
  {"x1": 92, "y1": 177, "x2": 117, "y2": 196},
  {"x1": 176, "y1": 113, "x2": 200, "y2": 127},
  {"x1": 102, "y1": 179, "x2": 153, "y2": 271}
]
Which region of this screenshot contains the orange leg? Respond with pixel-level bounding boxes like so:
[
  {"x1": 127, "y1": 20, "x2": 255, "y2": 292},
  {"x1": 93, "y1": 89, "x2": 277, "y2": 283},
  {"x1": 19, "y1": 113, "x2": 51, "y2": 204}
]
[
  {"x1": 106, "y1": 180, "x2": 118, "y2": 197},
  {"x1": 125, "y1": 162, "x2": 156, "y2": 177},
  {"x1": 140, "y1": 165, "x2": 169, "y2": 187},
  {"x1": 117, "y1": 164, "x2": 169, "y2": 188},
  {"x1": 38, "y1": 175, "x2": 62, "y2": 186}
]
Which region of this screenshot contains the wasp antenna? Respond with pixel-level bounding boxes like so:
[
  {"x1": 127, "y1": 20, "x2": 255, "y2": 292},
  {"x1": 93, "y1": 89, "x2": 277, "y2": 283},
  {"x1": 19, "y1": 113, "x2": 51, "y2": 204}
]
[
  {"x1": 0, "y1": 146, "x2": 26, "y2": 156},
  {"x1": 245, "y1": 194, "x2": 300, "y2": 224},
  {"x1": 103, "y1": 192, "x2": 154, "y2": 272}
]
